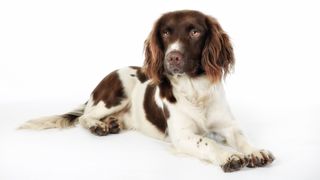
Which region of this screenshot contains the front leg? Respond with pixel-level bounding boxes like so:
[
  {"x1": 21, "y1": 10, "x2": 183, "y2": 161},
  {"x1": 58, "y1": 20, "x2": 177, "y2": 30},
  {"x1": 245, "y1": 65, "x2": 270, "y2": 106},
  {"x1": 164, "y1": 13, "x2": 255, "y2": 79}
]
[
  {"x1": 167, "y1": 110, "x2": 248, "y2": 172},
  {"x1": 206, "y1": 85, "x2": 275, "y2": 168}
]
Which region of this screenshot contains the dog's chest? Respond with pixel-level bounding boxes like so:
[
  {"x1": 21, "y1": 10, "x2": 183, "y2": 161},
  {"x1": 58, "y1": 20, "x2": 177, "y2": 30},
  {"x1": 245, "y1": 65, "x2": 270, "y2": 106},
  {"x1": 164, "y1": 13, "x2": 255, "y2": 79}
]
[
  {"x1": 172, "y1": 76, "x2": 214, "y2": 130},
  {"x1": 173, "y1": 76, "x2": 213, "y2": 105}
]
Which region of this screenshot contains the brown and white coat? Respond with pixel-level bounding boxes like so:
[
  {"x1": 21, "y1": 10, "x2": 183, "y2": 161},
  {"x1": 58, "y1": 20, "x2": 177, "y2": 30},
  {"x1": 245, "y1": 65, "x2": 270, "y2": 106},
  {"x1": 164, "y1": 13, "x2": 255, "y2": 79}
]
[{"x1": 20, "y1": 10, "x2": 274, "y2": 172}]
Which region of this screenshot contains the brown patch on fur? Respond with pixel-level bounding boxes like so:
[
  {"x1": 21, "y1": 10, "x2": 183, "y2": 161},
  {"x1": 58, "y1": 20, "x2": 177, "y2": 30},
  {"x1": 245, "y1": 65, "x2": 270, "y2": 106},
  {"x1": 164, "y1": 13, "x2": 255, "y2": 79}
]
[
  {"x1": 143, "y1": 84, "x2": 168, "y2": 133},
  {"x1": 130, "y1": 66, "x2": 149, "y2": 83},
  {"x1": 136, "y1": 68, "x2": 148, "y2": 83},
  {"x1": 201, "y1": 16, "x2": 235, "y2": 83},
  {"x1": 61, "y1": 114, "x2": 79, "y2": 124},
  {"x1": 92, "y1": 70, "x2": 127, "y2": 108},
  {"x1": 159, "y1": 77, "x2": 176, "y2": 103}
]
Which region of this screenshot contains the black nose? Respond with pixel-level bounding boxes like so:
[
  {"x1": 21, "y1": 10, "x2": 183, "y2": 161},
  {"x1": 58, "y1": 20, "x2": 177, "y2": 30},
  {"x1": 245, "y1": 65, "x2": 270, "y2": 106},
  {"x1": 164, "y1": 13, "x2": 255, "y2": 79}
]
[{"x1": 167, "y1": 51, "x2": 183, "y2": 65}]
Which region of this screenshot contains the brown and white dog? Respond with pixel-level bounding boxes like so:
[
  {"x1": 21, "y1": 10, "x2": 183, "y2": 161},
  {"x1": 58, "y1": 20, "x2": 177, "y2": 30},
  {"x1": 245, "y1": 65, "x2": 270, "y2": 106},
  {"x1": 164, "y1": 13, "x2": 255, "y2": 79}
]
[{"x1": 20, "y1": 10, "x2": 274, "y2": 172}]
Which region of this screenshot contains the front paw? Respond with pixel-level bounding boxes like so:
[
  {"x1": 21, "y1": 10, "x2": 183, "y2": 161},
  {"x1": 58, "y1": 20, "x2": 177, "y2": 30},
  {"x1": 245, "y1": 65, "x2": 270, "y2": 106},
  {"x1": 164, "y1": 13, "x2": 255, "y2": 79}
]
[
  {"x1": 221, "y1": 153, "x2": 249, "y2": 173},
  {"x1": 247, "y1": 150, "x2": 275, "y2": 168}
]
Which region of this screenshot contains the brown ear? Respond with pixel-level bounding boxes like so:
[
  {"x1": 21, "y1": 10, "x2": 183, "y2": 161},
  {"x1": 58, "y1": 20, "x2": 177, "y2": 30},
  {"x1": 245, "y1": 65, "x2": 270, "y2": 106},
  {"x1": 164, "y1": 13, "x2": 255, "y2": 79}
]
[
  {"x1": 143, "y1": 19, "x2": 165, "y2": 85},
  {"x1": 201, "y1": 16, "x2": 235, "y2": 83}
]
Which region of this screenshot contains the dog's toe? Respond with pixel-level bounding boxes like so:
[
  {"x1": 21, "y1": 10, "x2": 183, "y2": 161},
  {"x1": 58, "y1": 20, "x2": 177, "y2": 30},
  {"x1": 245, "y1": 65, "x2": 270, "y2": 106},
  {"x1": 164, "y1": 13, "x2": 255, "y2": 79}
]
[
  {"x1": 247, "y1": 150, "x2": 275, "y2": 168},
  {"x1": 221, "y1": 154, "x2": 248, "y2": 172},
  {"x1": 105, "y1": 117, "x2": 121, "y2": 134},
  {"x1": 90, "y1": 125, "x2": 108, "y2": 136}
]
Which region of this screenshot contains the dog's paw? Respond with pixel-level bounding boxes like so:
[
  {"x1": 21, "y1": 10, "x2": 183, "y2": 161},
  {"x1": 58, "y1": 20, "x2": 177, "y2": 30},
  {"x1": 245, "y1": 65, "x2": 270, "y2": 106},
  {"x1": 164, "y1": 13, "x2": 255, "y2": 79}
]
[
  {"x1": 89, "y1": 122, "x2": 108, "y2": 136},
  {"x1": 221, "y1": 153, "x2": 249, "y2": 173},
  {"x1": 89, "y1": 117, "x2": 121, "y2": 136},
  {"x1": 103, "y1": 116, "x2": 122, "y2": 134},
  {"x1": 246, "y1": 149, "x2": 275, "y2": 168}
]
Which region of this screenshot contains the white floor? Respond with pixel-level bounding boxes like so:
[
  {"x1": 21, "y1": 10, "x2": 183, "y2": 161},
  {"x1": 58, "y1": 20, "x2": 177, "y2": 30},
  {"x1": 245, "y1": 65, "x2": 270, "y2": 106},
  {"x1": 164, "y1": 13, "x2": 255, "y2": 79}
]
[{"x1": 1, "y1": 101, "x2": 319, "y2": 180}]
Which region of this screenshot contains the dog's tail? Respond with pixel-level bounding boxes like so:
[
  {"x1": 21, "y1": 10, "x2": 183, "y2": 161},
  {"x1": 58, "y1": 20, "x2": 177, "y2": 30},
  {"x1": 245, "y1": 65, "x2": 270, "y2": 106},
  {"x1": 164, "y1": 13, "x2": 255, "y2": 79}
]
[{"x1": 18, "y1": 104, "x2": 86, "y2": 130}]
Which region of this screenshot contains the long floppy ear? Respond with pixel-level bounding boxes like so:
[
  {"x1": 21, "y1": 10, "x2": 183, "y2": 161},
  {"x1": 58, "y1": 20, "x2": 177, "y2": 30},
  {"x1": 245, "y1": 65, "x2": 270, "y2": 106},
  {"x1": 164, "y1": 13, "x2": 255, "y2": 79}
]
[
  {"x1": 201, "y1": 16, "x2": 235, "y2": 83},
  {"x1": 143, "y1": 19, "x2": 165, "y2": 85}
]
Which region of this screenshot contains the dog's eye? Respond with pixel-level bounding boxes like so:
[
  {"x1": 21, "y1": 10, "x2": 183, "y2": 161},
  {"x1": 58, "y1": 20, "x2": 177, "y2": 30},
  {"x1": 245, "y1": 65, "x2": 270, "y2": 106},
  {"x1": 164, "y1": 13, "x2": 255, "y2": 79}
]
[
  {"x1": 190, "y1": 29, "x2": 201, "y2": 38},
  {"x1": 162, "y1": 30, "x2": 170, "y2": 38}
]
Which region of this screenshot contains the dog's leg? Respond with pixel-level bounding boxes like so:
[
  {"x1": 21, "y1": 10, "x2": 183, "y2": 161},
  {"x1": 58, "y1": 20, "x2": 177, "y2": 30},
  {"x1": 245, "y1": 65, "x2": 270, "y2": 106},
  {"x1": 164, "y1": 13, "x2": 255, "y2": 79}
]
[
  {"x1": 167, "y1": 110, "x2": 248, "y2": 172},
  {"x1": 79, "y1": 97, "x2": 128, "y2": 136},
  {"x1": 79, "y1": 67, "x2": 138, "y2": 136},
  {"x1": 206, "y1": 86, "x2": 275, "y2": 168}
]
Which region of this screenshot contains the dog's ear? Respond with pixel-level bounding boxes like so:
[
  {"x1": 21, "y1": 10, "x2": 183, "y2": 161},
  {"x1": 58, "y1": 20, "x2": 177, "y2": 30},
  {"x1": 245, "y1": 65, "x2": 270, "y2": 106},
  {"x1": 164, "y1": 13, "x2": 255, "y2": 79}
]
[
  {"x1": 143, "y1": 18, "x2": 165, "y2": 85},
  {"x1": 201, "y1": 16, "x2": 235, "y2": 83}
]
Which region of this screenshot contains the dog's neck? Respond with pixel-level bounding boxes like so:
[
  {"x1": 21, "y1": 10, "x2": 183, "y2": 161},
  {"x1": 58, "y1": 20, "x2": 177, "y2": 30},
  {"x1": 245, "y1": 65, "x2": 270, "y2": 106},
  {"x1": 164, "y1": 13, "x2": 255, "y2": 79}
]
[{"x1": 168, "y1": 74, "x2": 216, "y2": 107}]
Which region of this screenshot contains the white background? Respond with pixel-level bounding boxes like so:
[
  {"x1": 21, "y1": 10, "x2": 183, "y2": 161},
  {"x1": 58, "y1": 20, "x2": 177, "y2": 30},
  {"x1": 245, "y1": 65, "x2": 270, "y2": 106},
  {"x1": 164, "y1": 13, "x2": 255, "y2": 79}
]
[{"x1": 0, "y1": 0, "x2": 320, "y2": 179}]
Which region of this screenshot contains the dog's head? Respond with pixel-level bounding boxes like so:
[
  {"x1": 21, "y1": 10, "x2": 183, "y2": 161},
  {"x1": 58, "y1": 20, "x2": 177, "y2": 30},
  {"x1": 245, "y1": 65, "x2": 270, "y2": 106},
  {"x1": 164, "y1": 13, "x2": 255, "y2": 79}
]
[{"x1": 143, "y1": 10, "x2": 235, "y2": 84}]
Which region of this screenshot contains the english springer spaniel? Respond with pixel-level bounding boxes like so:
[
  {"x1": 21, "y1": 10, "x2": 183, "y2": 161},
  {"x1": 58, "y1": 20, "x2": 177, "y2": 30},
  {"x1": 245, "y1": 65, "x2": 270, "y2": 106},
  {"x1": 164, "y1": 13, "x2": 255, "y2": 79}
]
[{"x1": 20, "y1": 10, "x2": 274, "y2": 172}]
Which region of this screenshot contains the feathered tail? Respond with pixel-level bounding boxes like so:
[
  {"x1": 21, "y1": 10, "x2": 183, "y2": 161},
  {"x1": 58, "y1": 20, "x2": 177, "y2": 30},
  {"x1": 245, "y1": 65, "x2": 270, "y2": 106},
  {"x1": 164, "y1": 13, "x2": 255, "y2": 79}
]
[{"x1": 18, "y1": 104, "x2": 86, "y2": 130}]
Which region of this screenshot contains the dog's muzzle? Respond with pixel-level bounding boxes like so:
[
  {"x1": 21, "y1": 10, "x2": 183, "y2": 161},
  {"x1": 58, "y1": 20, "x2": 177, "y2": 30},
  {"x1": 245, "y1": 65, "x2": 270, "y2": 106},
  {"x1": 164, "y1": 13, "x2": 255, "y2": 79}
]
[{"x1": 165, "y1": 50, "x2": 185, "y2": 74}]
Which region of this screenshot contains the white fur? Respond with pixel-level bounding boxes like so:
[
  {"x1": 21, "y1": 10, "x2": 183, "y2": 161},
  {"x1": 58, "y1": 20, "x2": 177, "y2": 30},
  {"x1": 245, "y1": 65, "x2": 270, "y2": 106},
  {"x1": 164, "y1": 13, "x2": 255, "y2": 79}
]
[
  {"x1": 165, "y1": 41, "x2": 183, "y2": 55},
  {"x1": 163, "y1": 75, "x2": 259, "y2": 165},
  {"x1": 18, "y1": 115, "x2": 72, "y2": 130},
  {"x1": 19, "y1": 104, "x2": 85, "y2": 129},
  {"x1": 20, "y1": 66, "x2": 269, "y2": 169}
]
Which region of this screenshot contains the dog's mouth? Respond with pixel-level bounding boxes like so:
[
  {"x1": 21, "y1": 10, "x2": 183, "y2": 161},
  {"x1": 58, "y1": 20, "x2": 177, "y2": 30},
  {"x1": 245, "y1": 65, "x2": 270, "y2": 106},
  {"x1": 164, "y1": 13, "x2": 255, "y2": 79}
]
[
  {"x1": 172, "y1": 67, "x2": 184, "y2": 74},
  {"x1": 164, "y1": 58, "x2": 204, "y2": 78},
  {"x1": 164, "y1": 63, "x2": 185, "y2": 76}
]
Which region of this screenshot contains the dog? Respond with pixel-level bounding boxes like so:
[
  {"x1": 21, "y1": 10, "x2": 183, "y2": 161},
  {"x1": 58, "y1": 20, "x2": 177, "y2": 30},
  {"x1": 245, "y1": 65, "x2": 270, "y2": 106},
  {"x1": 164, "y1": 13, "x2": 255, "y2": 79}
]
[{"x1": 19, "y1": 10, "x2": 274, "y2": 172}]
